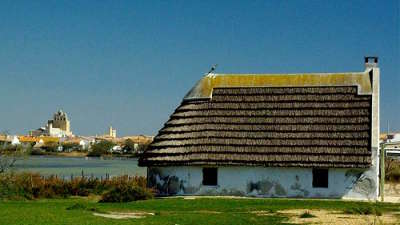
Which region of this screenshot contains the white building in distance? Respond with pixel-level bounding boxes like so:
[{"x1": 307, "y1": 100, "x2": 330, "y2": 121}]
[{"x1": 30, "y1": 110, "x2": 73, "y2": 137}]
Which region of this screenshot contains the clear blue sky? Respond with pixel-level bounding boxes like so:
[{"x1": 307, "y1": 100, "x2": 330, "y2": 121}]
[{"x1": 0, "y1": 0, "x2": 398, "y2": 136}]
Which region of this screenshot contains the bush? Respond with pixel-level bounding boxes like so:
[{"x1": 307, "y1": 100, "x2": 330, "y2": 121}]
[
  {"x1": 299, "y1": 211, "x2": 316, "y2": 218},
  {"x1": 100, "y1": 185, "x2": 153, "y2": 203},
  {"x1": 66, "y1": 203, "x2": 87, "y2": 210},
  {"x1": 0, "y1": 172, "x2": 148, "y2": 200},
  {"x1": 343, "y1": 205, "x2": 382, "y2": 216},
  {"x1": 385, "y1": 159, "x2": 400, "y2": 182},
  {"x1": 41, "y1": 141, "x2": 59, "y2": 152},
  {"x1": 123, "y1": 139, "x2": 136, "y2": 154},
  {"x1": 0, "y1": 145, "x2": 26, "y2": 173},
  {"x1": 62, "y1": 143, "x2": 81, "y2": 152},
  {"x1": 30, "y1": 148, "x2": 45, "y2": 155},
  {"x1": 88, "y1": 141, "x2": 114, "y2": 157}
]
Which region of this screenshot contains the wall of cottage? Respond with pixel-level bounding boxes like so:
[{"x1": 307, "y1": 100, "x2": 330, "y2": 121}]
[{"x1": 148, "y1": 160, "x2": 378, "y2": 200}]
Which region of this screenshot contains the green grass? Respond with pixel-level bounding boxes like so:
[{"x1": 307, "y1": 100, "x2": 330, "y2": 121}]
[{"x1": 0, "y1": 197, "x2": 399, "y2": 225}]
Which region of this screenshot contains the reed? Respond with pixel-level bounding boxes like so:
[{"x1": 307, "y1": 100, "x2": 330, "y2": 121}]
[{"x1": 140, "y1": 86, "x2": 372, "y2": 168}]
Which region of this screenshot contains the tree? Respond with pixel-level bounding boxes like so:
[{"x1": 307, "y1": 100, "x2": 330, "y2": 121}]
[
  {"x1": 0, "y1": 144, "x2": 26, "y2": 173},
  {"x1": 41, "y1": 141, "x2": 59, "y2": 152},
  {"x1": 88, "y1": 140, "x2": 114, "y2": 157},
  {"x1": 0, "y1": 130, "x2": 27, "y2": 173},
  {"x1": 123, "y1": 139, "x2": 136, "y2": 154},
  {"x1": 61, "y1": 142, "x2": 81, "y2": 152},
  {"x1": 385, "y1": 158, "x2": 400, "y2": 182}
]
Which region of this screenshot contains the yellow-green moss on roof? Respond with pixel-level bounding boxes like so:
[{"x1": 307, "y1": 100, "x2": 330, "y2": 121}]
[{"x1": 184, "y1": 70, "x2": 372, "y2": 100}]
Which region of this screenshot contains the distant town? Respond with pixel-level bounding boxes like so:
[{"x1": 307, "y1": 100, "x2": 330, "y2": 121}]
[{"x1": 0, "y1": 109, "x2": 153, "y2": 157}]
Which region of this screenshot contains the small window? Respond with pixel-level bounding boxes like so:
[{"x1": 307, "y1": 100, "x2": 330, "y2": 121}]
[
  {"x1": 202, "y1": 168, "x2": 218, "y2": 186},
  {"x1": 312, "y1": 168, "x2": 328, "y2": 188}
]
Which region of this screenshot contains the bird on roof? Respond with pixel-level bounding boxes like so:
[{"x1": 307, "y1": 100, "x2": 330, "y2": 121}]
[{"x1": 207, "y1": 64, "x2": 218, "y2": 75}]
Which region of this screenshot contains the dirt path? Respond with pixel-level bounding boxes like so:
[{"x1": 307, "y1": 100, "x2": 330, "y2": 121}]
[{"x1": 385, "y1": 183, "x2": 400, "y2": 203}]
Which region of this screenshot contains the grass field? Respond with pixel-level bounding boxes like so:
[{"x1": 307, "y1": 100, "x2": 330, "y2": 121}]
[{"x1": 0, "y1": 197, "x2": 399, "y2": 225}]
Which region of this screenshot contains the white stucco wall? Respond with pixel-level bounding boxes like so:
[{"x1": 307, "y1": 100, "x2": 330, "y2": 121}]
[
  {"x1": 148, "y1": 164, "x2": 378, "y2": 200},
  {"x1": 370, "y1": 66, "x2": 380, "y2": 198}
]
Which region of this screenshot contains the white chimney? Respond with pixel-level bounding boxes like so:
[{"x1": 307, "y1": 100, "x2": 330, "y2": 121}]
[{"x1": 365, "y1": 56, "x2": 378, "y2": 69}]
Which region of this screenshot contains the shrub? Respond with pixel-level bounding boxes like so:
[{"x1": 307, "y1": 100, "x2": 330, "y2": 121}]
[
  {"x1": 343, "y1": 205, "x2": 382, "y2": 216},
  {"x1": 299, "y1": 211, "x2": 316, "y2": 218},
  {"x1": 40, "y1": 142, "x2": 59, "y2": 152},
  {"x1": 385, "y1": 159, "x2": 400, "y2": 182},
  {"x1": 0, "y1": 172, "x2": 149, "y2": 200},
  {"x1": 123, "y1": 139, "x2": 136, "y2": 154},
  {"x1": 0, "y1": 145, "x2": 26, "y2": 174},
  {"x1": 66, "y1": 203, "x2": 87, "y2": 210},
  {"x1": 88, "y1": 141, "x2": 114, "y2": 157},
  {"x1": 99, "y1": 185, "x2": 154, "y2": 203},
  {"x1": 61, "y1": 143, "x2": 81, "y2": 152},
  {"x1": 30, "y1": 148, "x2": 45, "y2": 155}
]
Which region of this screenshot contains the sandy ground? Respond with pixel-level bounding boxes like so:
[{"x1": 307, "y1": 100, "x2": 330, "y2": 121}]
[
  {"x1": 276, "y1": 209, "x2": 400, "y2": 225},
  {"x1": 93, "y1": 212, "x2": 154, "y2": 219},
  {"x1": 92, "y1": 208, "x2": 400, "y2": 224},
  {"x1": 385, "y1": 183, "x2": 400, "y2": 203}
]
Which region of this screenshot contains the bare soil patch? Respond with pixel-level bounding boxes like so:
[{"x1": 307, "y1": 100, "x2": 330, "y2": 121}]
[
  {"x1": 93, "y1": 211, "x2": 154, "y2": 219},
  {"x1": 279, "y1": 209, "x2": 399, "y2": 225},
  {"x1": 385, "y1": 182, "x2": 400, "y2": 203}
]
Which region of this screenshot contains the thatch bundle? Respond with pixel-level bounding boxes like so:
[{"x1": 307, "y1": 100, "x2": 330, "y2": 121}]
[
  {"x1": 151, "y1": 138, "x2": 368, "y2": 147},
  {"x1": 145, "y1": 146, "x2": 370, "y2": 155},
  {"x1": 156, "y1": 131, "x2": 370, "y2": 139},
  {"x1": 166, "y1": 116, "x2": 369, "y2": 125},
  {"x1": 211, "y1": 94, "x2": 371, "y2": 103},
  {"x1": 178, "y1": 101, "x2": 371, "y2": 110},
  {"x1": 139, "y1": 86, "x2": 372, "y2": 168},
  {"x1": 172, "y1": 108, "x2": 370, "y2": 117},
  {"x1": 161, "y1": 124, "x2": 370, "y2": 132},
  {"x1": 212, "y1": 86, "x2": 358, "y2": 95}
]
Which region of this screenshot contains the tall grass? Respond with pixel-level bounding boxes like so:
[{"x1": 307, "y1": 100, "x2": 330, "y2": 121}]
[
  {"x1": 0, "y1": 172, "x2": 150, "y2": 200},
  {"x1": 386, "y1": 159, "x2": 400, "y2": 182}
]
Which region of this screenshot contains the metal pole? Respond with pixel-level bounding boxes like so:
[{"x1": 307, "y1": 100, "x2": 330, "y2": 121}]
[{"x1": 380, "y1": 144, "x2": 385, "y2": 202}]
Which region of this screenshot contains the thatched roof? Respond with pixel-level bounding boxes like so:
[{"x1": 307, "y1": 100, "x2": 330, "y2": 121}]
[{"x1": 139, "y1": 72, "x2": 373, "y2": 168}]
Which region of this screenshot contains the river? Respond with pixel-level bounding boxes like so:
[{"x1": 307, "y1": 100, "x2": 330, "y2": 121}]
[{"x1": 13, "y1": 156, "x2": 146, "y2": 178}]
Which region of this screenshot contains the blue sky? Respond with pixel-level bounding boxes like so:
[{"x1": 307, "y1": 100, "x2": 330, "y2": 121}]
[{"x1": 0, "y1": 0, "x2": 398, "y2": 136}]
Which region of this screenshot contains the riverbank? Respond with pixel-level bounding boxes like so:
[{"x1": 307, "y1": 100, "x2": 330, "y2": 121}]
[
  {"x1": 56, "y1": 151, "x2": 88, "y2": 157},
  {"x1": 32, "y1": 151, "x2": 138, "y2": 158},
  {"x1": 13, "y1": 155, "x2": 146, "y2": 178},
  {"x1": 0, "y1": 197, "x2": 399, "y2": 225}
]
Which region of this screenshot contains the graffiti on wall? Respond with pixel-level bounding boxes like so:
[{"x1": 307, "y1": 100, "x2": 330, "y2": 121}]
[
  {"x1": 345, "y1": 169, "x2": 376, "y2": 199},
  {"x1": 247, "y1": 178, "x2": 287, "y2": 196}
]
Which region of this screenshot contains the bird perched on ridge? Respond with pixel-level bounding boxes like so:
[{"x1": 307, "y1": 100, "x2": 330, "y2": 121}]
[{"x1": 207, "y1": 64, "x2": 218, "y2": 75}]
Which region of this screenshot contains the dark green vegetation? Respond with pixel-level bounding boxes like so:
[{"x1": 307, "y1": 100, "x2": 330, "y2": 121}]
[
  {"x1": 40, "y1": 141, "x2": 59, "y2": 152},
  {"x1": 386, "y1": 159, "x2": 400, "y2": 182},
  {"x1": 1, "y1": 139, "x2": 149, "y2": 158},
  {"x1": 343, "y1": 205, "x2": 382, "y2": 216},
  {"x1": 123, "y1": 139, "x2": 148, "y2": 156},
  {"x1": 299, "y1": 211, "x2": 316, "y2": 218},
  {"x1": 61, "y1": 142, "x2": 82, "y2": 152},
  {"x1": 100, "y1": 185, "x2": 153, "y2": 203},
  {"x1": 87, "y1": 141, "x2": 115, "y2": 157},
  {"x1": 0, "y1": 172, "x2": 151, "y2": 201},
  {"x1": 0, "y1": 145, "x2": 26, "y2": 173},
  {"x1": 0, "y1": 198, "x2": 399, "y2": 225}
]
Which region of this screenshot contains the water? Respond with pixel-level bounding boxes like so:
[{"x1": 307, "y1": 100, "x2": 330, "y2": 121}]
[{"x1": 13, "y1": 156, "x2": 146, "y2": 178}]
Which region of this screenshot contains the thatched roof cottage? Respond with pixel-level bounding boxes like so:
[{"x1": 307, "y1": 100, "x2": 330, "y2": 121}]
[{"x1": 139, "y1": 57, "x2": 380, "y2": 200}]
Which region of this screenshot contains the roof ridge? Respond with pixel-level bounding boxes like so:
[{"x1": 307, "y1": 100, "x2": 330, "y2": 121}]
[{"x1": 184, "y1": 70, "x2": 373, "y2": 100}]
